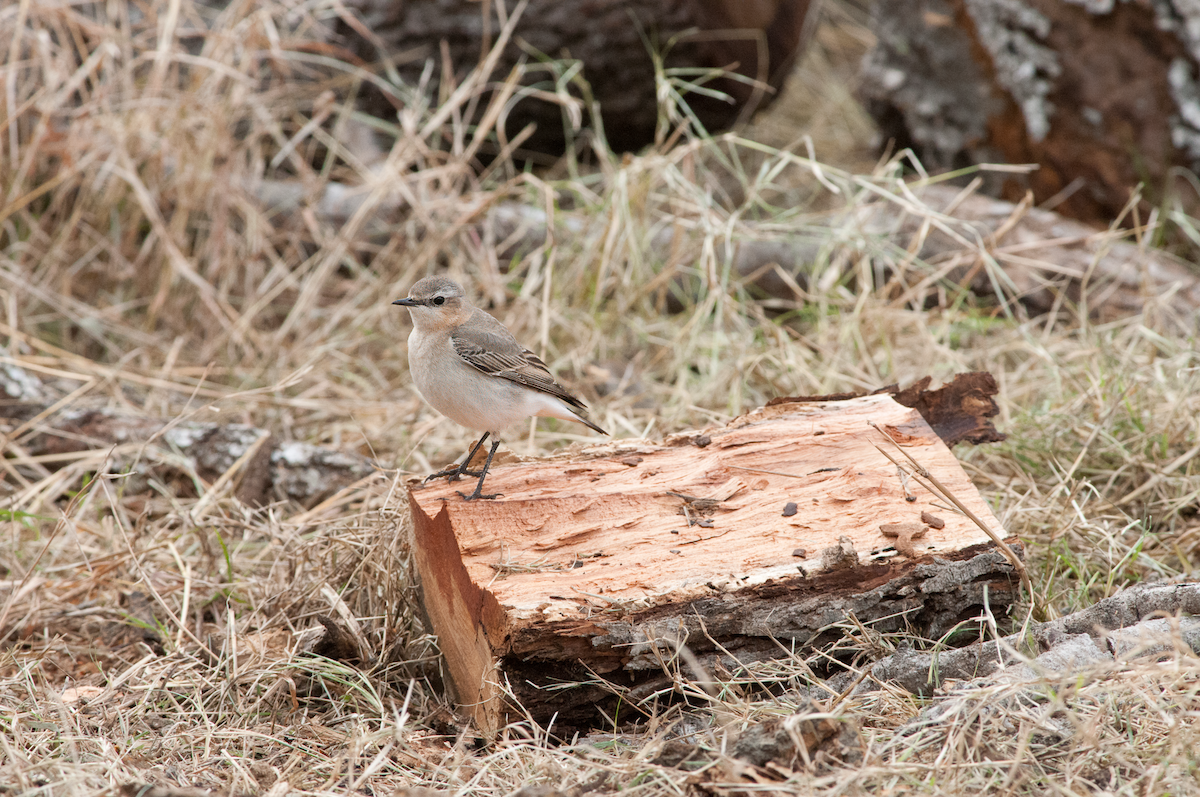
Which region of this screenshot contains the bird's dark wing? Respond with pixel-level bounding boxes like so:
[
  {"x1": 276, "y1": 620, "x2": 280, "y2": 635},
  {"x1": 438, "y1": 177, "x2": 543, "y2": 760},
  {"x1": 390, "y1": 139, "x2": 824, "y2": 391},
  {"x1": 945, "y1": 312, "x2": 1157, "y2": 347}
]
[{"x1": 450, "y1": 309, "x2": 588, "y2": 409}]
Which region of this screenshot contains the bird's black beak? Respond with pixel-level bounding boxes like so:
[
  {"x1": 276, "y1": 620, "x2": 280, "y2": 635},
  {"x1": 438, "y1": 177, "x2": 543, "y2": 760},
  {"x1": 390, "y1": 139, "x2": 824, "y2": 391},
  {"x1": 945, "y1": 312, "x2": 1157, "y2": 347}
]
[{"x1": 392, "y1": 298, "x2": 420, "y2": 307}]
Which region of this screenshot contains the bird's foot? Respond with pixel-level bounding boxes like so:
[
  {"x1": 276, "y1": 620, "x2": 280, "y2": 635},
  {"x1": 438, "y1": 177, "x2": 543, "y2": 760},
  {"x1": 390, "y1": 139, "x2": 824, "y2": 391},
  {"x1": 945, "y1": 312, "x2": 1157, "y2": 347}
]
[
  {"x1": 449, "y1": 436, "x2": 502, "y2": 500},
  {"x1": 456, "y1": 488, "x2": 501, "y2": 501},
  {"x1": 424, "y1": 464, "x2": 485, "y2": 483}
]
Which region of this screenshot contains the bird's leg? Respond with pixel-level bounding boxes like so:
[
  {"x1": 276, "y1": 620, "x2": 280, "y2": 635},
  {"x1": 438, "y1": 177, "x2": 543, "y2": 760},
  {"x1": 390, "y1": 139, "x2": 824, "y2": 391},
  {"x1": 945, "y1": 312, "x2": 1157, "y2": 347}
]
[
  {"x1": 425, "y1": 433, "x2": 490, "y2": 483},
  {"x1": 457, "y1": 437, "x2": 502, "y2": 501}
]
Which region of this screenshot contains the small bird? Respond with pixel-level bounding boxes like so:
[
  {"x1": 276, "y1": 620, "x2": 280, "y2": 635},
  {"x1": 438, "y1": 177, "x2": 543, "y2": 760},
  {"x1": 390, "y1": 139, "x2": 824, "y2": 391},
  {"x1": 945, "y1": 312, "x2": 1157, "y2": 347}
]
[{"x1": 393, "y1": 276, "x2": 607, "y2": 500}]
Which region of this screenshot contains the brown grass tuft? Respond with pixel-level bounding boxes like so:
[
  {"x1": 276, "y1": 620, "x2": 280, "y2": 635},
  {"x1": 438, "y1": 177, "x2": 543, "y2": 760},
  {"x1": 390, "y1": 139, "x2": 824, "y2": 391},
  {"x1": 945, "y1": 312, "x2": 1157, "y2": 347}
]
[{"x1": 3, "y1": 0, "x2": 1200, "y2": 794}]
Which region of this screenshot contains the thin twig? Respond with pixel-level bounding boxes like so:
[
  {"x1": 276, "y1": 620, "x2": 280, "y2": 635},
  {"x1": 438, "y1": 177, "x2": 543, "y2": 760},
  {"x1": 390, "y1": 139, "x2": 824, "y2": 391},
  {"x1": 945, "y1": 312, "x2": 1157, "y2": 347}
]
[{"x1": 869, "y1": 421, "x2": 1035, "y2": 610}]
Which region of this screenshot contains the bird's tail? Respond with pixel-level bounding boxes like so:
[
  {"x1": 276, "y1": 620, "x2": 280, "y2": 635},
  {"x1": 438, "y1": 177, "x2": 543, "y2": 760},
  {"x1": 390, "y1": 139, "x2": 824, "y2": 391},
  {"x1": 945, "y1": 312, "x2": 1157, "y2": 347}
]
[
  {"x1": 573, "y1": 413, "x2": 608, "y2": 436},
  {"x1": 540, "y1": 398, "x2": 608, "y2": 435}
]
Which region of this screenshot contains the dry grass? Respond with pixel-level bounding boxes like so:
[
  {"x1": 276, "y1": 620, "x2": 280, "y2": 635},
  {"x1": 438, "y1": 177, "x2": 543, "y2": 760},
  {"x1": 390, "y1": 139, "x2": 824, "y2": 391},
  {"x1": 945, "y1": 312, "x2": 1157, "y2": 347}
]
[{"x1": 3, "y1": 0, "x2": 1200, "y2": 794}]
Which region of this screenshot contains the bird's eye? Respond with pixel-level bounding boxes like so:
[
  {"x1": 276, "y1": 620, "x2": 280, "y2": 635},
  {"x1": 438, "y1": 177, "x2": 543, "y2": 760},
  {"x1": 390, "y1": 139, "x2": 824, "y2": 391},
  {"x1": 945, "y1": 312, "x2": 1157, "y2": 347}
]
[{"x1": 433, "y1": 296, "x2": 445, "y2": 306}]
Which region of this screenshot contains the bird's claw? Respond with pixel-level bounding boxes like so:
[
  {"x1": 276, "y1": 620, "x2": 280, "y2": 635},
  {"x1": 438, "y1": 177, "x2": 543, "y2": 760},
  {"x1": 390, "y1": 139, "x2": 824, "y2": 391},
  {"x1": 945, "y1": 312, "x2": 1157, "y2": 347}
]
[
  {"x1": 456, "y1": 490, "x2": 501, "y2": 501},
  {"x1": 425, "y1": 466, "x2": 484, "y2": 483}
]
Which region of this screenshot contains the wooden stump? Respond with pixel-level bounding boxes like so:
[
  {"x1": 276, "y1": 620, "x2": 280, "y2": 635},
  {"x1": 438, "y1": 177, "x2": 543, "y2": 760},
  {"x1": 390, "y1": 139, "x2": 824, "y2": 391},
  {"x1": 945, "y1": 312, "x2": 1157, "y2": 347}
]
[{"x1": 408, "y1": 393, "x2": 1020, "y2": 736}]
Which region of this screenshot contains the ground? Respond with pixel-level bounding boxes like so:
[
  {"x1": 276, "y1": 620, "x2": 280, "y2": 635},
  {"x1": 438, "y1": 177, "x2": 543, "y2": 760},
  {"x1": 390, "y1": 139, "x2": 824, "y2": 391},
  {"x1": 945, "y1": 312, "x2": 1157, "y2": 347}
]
[{"x1": 2, "y1": 1, "x2": 1200, "y2": 795}]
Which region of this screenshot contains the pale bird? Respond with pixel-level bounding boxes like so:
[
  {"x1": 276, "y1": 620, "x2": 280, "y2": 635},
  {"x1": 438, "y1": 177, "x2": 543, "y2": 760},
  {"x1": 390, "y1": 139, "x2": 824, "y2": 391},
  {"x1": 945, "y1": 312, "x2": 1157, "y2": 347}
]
[{"x1": 394, "y1": 276, "x2": 607, "y2": 500}]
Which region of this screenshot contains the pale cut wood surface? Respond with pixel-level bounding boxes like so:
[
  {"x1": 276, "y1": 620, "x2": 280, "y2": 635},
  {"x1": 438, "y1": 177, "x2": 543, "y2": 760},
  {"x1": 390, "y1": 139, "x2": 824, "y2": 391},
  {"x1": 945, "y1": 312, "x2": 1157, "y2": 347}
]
[
  {"x1": 407, "y1": 394, "x2": 1013, "y2": 734},
  {"x1": 413, "y1": 394, "x2": 1002, "y2": 613}
]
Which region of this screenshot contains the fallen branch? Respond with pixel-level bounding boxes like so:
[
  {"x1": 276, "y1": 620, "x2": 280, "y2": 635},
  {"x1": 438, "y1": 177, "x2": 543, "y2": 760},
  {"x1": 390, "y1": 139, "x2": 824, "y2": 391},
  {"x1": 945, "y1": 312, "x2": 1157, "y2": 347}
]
[
  {"x1": 836, "y1": 581, "x2": 1200, "y2": 697},
  {"x1": 252, "y1": 177, "x2": 1200, "y2": 323},
  {"x1": 0, "y1": 365, "x2": 378, "y2": 510}
]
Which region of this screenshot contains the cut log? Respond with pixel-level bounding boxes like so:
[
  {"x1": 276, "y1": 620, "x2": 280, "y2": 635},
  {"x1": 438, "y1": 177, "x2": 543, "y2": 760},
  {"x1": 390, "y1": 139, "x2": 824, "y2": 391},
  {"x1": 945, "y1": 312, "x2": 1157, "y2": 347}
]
[{"x1": 407, "y1": 392, "x2": 1021, "y2": 736}]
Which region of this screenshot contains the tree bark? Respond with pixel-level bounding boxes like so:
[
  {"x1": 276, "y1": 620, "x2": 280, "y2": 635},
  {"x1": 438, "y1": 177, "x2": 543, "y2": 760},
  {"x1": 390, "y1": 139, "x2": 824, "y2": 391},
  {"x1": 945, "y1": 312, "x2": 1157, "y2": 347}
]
[
  {"x1": 836, "y1": 581, "x2": 1200, "y2": 698},
  {"x1": 0, "y1": 366, "x2": 377, "y2": 510},
  {"x1": 860, "y1": 0, "x2": 1200, "y2": 224}
]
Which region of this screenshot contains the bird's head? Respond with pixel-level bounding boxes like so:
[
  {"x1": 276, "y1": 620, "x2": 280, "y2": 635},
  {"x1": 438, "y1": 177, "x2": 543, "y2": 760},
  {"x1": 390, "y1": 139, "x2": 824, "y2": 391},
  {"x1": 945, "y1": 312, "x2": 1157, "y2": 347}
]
[{"x1": 393, "y1": 276, "x2": 472, "y2": 331}]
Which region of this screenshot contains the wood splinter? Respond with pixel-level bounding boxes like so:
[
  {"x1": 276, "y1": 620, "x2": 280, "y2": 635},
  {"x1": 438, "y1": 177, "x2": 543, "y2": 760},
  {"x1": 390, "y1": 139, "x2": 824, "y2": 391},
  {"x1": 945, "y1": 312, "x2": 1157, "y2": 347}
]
[{"x1": 879, "y1": 522, "x2": 930, "y2": 558}]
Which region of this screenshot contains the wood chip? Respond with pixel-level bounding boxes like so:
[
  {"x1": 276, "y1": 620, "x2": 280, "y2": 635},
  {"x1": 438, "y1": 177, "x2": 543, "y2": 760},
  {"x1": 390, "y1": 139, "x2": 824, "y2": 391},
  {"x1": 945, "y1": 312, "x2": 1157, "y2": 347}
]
[
  {"x1": 879, "y1": 522, "x2": 929, "y2": 558},
  {"x1": 921, "y1": 511, "x2": 946, "y2": 529},
  {"x1": 879, "y1": 523, "x2": 927, "y2": 538}
]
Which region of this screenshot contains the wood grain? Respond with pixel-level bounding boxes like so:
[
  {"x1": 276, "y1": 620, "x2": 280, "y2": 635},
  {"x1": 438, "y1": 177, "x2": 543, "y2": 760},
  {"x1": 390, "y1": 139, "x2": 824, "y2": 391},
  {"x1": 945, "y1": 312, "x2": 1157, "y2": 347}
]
[{"x1": 408, "y1": 394, "x2": 1018, "y2": 735}]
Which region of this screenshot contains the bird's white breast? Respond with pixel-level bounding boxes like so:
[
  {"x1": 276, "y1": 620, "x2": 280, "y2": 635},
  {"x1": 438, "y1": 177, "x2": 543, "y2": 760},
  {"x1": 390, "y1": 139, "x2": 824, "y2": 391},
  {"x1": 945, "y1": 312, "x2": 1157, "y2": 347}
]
[{"x1": 408, "y1": 328, "x2": 567, "y2": 433}]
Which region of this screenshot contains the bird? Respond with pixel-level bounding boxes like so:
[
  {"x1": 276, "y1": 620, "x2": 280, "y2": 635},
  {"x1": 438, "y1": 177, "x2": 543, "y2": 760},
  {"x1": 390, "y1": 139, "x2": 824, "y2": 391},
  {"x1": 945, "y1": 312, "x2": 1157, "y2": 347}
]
[{"x1": 393, "y1": 275, "x2": 607, "y2": 500}]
